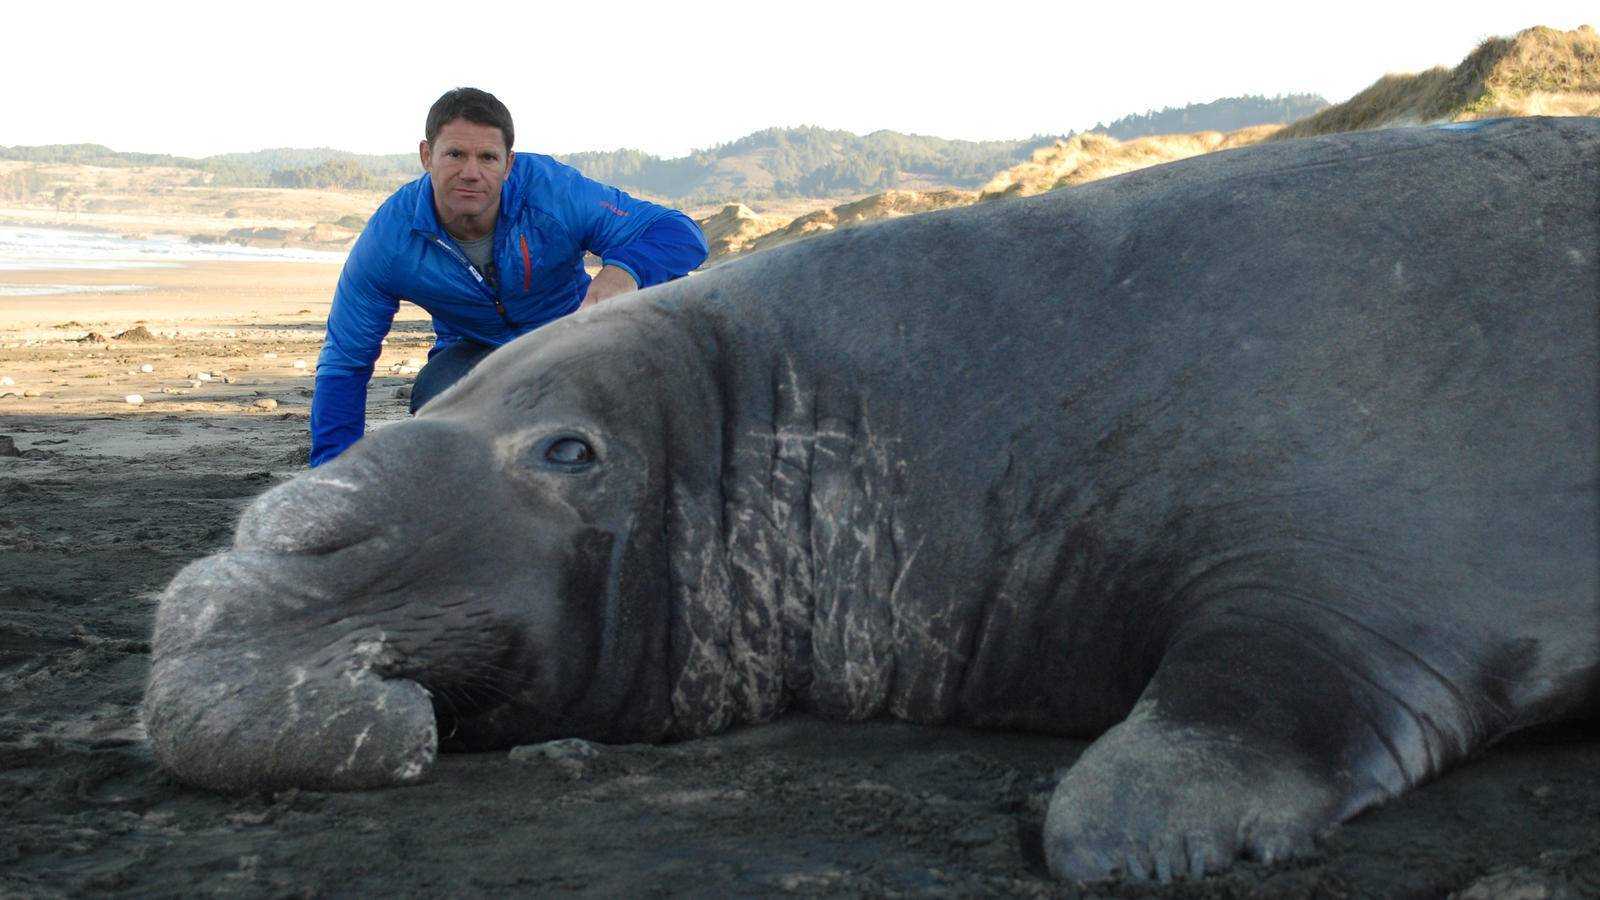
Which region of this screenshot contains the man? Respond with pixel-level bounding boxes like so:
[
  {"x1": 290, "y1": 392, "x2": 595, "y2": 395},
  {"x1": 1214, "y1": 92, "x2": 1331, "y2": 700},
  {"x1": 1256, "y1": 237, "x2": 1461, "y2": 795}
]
[{"x1": 309, "y1": 87, "x2": 708, "y2": 467}]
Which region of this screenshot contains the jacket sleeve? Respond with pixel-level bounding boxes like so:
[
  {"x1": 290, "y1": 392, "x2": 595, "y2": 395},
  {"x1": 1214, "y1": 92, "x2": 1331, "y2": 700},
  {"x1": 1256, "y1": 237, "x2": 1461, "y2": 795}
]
[
  {"x1": 556, "y1": 171, "x2": 708, "y2": 287},
  {"x1": 309, "y1": 225, "x2": 399, "y2": 467}
]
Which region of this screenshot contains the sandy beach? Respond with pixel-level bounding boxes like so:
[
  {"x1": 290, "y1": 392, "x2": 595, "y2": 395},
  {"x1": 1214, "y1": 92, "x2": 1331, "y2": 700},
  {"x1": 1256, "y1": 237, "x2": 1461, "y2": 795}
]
[{"x1": 2, "y1": 257, "x2": 1598, "y2": 897}]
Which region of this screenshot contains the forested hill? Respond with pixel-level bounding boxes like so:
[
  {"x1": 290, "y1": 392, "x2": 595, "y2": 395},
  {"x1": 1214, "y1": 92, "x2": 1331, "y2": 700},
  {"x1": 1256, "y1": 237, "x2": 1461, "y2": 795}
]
[
  {"x1": 1092, "y1": 93, "x2": 1328, "y2": 140},
  {"x1": 0, "y1": 94, "x2": 1328, "y2": 202},
  {"x1": 558, "y1": 127, "x2": 1056, "y2": 204}
]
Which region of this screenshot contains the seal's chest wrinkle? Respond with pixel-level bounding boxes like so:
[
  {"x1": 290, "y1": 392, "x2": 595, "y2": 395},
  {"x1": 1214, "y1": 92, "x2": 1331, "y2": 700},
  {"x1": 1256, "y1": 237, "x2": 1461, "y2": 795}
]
[{"x1": 664, "y1": 385, "x2": 943, "y2": 734}]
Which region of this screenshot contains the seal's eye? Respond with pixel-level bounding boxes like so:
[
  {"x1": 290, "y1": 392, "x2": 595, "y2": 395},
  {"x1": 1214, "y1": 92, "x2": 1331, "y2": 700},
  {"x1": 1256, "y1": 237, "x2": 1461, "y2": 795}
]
[{"x1": 543, "y1": 437, "x2": 595, "y2": 469}]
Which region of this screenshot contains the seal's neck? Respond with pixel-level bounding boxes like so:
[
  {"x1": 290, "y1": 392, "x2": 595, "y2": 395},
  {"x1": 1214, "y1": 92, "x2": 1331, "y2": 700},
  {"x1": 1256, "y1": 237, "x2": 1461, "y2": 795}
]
[{"x1": 654, "y1": 297, "x2": 936, "y2": 735}]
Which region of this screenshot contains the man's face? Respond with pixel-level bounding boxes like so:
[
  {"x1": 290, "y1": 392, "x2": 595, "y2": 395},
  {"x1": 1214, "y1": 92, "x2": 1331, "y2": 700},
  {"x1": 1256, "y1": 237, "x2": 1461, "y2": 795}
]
[{"x1": 420, "y1": 118, "x2": 513, "y2": 230}]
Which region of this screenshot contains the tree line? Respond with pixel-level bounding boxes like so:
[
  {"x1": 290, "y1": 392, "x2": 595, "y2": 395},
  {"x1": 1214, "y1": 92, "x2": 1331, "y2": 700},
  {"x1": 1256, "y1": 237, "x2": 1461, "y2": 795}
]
[{"x1": 0, "y1": 95, "x2": 1328, "y2": 202}]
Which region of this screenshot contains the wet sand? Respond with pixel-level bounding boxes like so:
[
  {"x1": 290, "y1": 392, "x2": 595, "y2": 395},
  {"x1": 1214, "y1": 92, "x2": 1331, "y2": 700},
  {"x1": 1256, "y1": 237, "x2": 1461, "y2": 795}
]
[{"x1": 2, "y1": 262, "x2": 1598, "y2": 897}]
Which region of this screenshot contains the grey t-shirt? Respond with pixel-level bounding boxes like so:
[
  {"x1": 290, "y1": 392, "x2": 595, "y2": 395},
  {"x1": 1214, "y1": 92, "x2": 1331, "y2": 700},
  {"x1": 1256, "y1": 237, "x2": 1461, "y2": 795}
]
[{"x1": 456, "y1": 233, "x2": 497, "y2": 289}]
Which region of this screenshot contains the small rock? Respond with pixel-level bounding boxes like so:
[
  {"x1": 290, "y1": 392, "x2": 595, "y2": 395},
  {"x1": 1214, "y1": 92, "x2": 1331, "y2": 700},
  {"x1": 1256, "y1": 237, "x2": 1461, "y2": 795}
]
[
  {"x1": 226, "y1": 810, "x2": 274, "y2": 827},
  {"x1": 292, "y1": 359, "x2": 308, "y2": 370},
  {"x1": 0, "y1": 436, "x2": 19, "y2": 457},
  {"x1": 194, "y1": 372, "x2": 212, "y2": 382},
  {"x1": 393, "y1": 385, "x2": 412, "y2": 400},
  {"x1": 509, "y1": 738, "x2": 600, "y2": 763},
  {"x1": 22, "y1": 389, "x2": 41, "y2": 397},
  {"x1": 253, "y1": 398, "x2": 279, "y2": 411},
  {"x1": 222, "y1": 375, "x2": 235, "y2": 384},
  {"x1": 124, "y1": 394, "x2": 144, "y2": 406},
  {"x1": 139, "y1": 364, "x2": 154, "y2": 373}
]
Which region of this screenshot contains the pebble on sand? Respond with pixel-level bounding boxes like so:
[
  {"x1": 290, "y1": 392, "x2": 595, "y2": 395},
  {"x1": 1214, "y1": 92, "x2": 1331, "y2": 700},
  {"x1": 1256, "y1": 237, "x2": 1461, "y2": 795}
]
[
  {"x1": 193, "y1": 372, "x2": 213, "y2": 381},
  {"x1": 139, "y1": 364, "x2": 154, "y2": 373},
  {"x1": 23, "y1": 389, "x2": 41, "y2": 397},
  {"x1": 253, "y1": 398, "x2": 279, "y2": 411},
  {"x1": 292, "y1": 360, "x2": 308, "y2": 370},
  {"x1": 124, "y1": 394, "x2": 144, "y2": 406}
]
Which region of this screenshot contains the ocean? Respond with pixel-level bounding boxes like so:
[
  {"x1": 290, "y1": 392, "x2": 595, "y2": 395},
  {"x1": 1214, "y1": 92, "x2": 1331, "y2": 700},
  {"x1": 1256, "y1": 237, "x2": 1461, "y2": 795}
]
[{"x1": 0, "y1": 225, "x2": 348, "y2": 296}]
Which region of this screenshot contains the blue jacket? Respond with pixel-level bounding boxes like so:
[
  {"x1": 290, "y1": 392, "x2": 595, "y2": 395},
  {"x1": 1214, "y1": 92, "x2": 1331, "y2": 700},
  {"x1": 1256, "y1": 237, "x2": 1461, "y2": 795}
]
[{"x1": 310, "y1": 153, "x2": 708, "y2": 466}]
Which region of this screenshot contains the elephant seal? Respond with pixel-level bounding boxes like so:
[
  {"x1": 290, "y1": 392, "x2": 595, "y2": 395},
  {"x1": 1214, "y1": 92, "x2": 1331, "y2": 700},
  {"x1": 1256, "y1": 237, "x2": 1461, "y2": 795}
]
[{"x1": 144, "y1": 117, "x2": 1599, "y2": 883}]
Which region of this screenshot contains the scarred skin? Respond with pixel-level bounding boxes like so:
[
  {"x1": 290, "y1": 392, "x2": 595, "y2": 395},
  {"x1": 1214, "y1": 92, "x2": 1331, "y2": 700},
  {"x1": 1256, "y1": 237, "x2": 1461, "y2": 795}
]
[{"x1": 145, "y1": 117, "x2": 1600, "y2": 883}]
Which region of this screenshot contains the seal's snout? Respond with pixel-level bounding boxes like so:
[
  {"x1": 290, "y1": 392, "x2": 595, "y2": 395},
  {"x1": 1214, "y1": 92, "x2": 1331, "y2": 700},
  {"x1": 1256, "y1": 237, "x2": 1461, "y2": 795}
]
[
  {"x1": 144, "y1": 420, "x2": 518, "y2": 794},
  {"x1": 142, "y1": 555, "x2": 440, "y2": 793}
]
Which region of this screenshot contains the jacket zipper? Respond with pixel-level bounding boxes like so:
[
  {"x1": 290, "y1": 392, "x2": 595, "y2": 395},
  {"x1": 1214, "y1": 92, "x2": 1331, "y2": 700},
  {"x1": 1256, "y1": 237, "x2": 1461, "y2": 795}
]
[{"x1": 430, "y1": 235, "x2": 515, "y2": 328}]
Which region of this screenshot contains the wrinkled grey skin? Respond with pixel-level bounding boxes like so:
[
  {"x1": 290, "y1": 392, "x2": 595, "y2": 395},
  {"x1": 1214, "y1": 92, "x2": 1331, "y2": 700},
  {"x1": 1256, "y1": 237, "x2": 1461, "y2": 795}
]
[{"x1": 145, "y1": 117, "x2": 1600, "y2": 883}]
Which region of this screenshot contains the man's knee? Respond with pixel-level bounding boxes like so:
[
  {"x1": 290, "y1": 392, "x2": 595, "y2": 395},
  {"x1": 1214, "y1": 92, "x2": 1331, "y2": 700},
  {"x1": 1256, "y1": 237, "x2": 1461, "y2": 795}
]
[{"x1": 410, "y1": 340, "x2": 495, "y2": 413}]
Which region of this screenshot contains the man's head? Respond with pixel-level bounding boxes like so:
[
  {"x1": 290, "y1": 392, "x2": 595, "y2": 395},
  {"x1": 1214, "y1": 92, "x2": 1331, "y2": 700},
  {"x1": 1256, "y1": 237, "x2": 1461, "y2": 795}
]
[{"x1": 420, "y1": 87, "x2": 516, "y2": 240}]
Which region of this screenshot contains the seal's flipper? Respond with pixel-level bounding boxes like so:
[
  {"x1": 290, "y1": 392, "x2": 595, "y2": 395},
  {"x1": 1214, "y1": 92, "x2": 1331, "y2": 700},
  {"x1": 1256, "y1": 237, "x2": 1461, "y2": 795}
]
[{"x1": 1042, "y1": 605, "x2": 1494, "y2": 882}]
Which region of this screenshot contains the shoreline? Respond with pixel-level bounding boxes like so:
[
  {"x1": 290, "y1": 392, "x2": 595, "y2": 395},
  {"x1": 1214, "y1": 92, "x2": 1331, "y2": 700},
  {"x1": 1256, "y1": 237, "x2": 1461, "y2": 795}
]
[{"x1": 0, "y1": 259, "x2": 430, "y2": 335}]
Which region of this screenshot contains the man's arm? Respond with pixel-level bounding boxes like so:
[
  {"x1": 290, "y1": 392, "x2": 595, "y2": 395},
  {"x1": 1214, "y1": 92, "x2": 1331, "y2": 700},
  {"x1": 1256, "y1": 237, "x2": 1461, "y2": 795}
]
[
  {"x1": 309, "y1": 227, "x2": 399, "y2": 467},
  {"x1": 557, "y1": 171, "x2": 708, "y2": 305},
  {"x1": 593, "y1": 212, "x2": 708, "y2": 289},
  {"x1": 580, "y1": 264, "x2": 639, "y2": 309}
]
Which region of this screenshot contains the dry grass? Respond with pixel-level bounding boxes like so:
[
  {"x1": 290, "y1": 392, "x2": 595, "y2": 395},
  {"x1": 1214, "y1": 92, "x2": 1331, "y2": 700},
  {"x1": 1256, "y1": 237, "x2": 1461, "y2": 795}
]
[
  {"x1": 699, "y1": 189, "x2": 977, "y2": 263},
  {"x1": 1275, "y1": 24, "x2": 1600, "y2": 139},
  {"x1": 977, "y1": 126, "x2": 1282, "y2": 200},
  {"x1": 697, "y1": 204, "x2": 793, "y2": 260}
]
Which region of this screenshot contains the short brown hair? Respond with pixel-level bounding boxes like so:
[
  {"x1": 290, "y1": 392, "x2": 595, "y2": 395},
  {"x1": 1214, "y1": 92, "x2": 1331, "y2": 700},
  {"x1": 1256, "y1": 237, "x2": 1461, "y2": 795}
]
[{"x1": 425, "y1": 87, "x2": 514, "y2": 150}]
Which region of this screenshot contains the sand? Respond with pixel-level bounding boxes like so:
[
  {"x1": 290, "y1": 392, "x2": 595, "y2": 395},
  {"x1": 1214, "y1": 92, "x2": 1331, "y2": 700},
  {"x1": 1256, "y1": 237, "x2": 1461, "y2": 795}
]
[{"x1": 2, "y1": 261, "x2": 1598, "y2": 897}]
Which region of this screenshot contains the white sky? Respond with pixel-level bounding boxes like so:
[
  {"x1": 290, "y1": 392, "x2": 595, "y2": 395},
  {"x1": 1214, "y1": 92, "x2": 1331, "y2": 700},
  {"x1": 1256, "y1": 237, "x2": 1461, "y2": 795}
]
[{"x1": 4, "y1": 1, "x2": 1594, "y2": 159}]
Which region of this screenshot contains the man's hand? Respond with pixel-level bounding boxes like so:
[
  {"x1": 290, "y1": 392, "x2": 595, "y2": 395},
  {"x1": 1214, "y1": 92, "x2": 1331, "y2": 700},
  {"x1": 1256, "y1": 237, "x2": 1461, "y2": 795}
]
[{"x1": 580, "y1": 265, "x2": 638, "y2": 310}]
